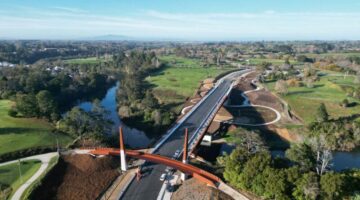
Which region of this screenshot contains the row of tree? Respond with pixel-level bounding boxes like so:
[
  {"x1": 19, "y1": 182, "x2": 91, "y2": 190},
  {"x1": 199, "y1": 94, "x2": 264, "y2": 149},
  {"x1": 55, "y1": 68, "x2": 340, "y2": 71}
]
[
  {"x1": 218, "y1": 128, "x2": 359, "y2": 200},
  {"x1": 115, "y1": 51, "x2": 175, "y2": 131}
]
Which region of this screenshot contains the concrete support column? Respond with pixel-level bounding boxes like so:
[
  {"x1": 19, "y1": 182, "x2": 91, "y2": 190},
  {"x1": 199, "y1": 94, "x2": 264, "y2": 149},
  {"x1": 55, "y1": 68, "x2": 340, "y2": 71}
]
[
  {"x1": 181, "y1": 128, "x2": 188, "y2": 181},
  {"x1": 119, "y1": 127, "x2": 127, "y2": 171}
]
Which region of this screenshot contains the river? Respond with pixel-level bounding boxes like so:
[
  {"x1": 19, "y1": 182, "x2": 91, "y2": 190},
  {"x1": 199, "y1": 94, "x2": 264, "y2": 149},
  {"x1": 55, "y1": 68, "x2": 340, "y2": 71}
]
[
  {"x1": 73, "y1": 82, "x2": 360, "y2": 170},
  {"x1": 74, "y1": 83, "x2": 154, "y2": 149}
]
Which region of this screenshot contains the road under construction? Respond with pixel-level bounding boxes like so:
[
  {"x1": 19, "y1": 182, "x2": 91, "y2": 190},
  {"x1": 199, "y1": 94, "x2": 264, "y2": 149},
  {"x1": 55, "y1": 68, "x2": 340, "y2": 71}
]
[{"x1": 90, "y1": 69, "x2": 252, "y2": 200}]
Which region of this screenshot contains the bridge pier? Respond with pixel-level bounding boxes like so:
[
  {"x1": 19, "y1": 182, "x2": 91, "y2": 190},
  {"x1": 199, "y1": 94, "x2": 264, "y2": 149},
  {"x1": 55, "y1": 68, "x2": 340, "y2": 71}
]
[
  {"x1": 181, "y1": 128, "x2": 189, "y2": 181},
  {"x1": 119, "y1": 127, "x2": 127, "y2": 171}
]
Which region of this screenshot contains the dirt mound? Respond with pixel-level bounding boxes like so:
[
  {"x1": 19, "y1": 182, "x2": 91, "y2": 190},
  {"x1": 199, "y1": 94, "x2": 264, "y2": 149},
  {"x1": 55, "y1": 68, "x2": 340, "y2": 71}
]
[
  {"x1": 171, "y1": 178, "x2": 233, "y2": 200},
  {"x1": 247, "y1": 91, "x2": 283, "y2": 111},
  {"x1": 31, "y1": 154, "x2": 120, "y2": 200}
]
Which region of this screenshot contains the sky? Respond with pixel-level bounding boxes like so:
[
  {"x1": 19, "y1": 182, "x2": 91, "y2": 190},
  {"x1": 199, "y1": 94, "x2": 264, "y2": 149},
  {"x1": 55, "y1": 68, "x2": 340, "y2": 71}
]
[{"x1": 0, "y1": 0, "x2": 360, "y2": 41}]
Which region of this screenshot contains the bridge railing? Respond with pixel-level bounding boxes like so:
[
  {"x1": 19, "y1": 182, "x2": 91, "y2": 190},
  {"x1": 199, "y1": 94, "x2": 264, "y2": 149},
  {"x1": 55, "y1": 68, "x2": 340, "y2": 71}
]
[{"x1": 149, "y1": 69, "x2": 250, "y2": 154}]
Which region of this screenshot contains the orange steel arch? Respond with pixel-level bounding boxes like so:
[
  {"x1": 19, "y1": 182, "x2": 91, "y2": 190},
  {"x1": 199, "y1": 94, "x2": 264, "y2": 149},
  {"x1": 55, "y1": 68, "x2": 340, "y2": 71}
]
[{"x1": 89, "y1": 148, "x2": 221, "y2": 187}]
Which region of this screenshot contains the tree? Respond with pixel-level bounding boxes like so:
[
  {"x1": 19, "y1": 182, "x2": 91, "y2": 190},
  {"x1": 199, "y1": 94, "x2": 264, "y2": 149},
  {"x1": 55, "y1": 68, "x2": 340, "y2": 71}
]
[
  {"x1": 286, "y1": 143, "x2": 316, "y2": 171},
  {"x1": 90, "y1": 99, "x2": 112, "y2": 135},
  {"x1": 310, "y1": 136, "x2": 333, "y2": 176},
  {"x1": 62, "y1": 107, "x2": 92, "y2": 138},
  {"x1": 293, "y1": 172, "x2": 320, "y2": 200},
  {"x1": 275, "y1": 80, "x2": 288, "y2": 95},
  {"x1": 239, "y1": 151, "x2": 272, "y2": 190},
  {"x1": 316, "y1": 103, "x2": 329, "y2": 122},
  {"x1": 222, "y1": 147, "x2": 252, "y2": 188},
  {"x1": 15, "y1": 93, "x2": 39, "y2": 117},
  {"x1": 340, "y1": 99, "x2": 349, "y2": 108},
  {"x1": 142, "y1": 90, "x2": 159, "y2": 109},
  {"x1": 320, "y1": 172, "x2": 344, "y2": 200},
  {"x1": 257, "y1": 62, "x2": 272, "y2": 71},
  {"x1": 226, "y1": 128, "x2": 266, "y2": 153},
  {"x1": 36, "y1": 90, "x2": 57, "y2": 120},
  {"x1": 263, "y1": 168, "x2": 290, "y2": 200},
  {"x1": 152, "y1": 109, "x2": 162, "y2": 125}
]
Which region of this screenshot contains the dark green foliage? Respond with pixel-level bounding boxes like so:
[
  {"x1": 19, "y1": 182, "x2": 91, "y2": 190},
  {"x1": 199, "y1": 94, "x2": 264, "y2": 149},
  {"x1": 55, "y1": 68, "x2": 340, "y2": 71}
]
[
  {"x1": 286, "y1": 143, "x2": 316, "y2": 171},
  {"x1": 0, "y1": 147, "x2": 56, "y2": 163},
  {"x1": 142, "y1": 90, "x2": 159, "y2": 109},
  {"x1": 36, "y1": 90, "x2": 58, "y2": 120},
  {"x1": 316, "y1": 103, "x2": 329, "y2": 122},
  {"x1": 340, "y1": 98, "x2": 349, "y2": 107},
  {"x1": 320, "y1": 172, "x2": 344, "y2": 200},
  {"x1": 61, "y1": 102, "x2": 112, "y2": 141},
  {"x1": 7, "y1": 108, "x2": 17, "y2": 117},
  {"x1": 308, "y1": 119, "x2": 360, "y2": 151},
  {"x1": 15, "y1": 93, "x2": 39, "y2": 117},
  {"x1": 114, "y1": 51, "x2": 175, "y2": 133},
  {"x1": 225, "y1": 128, "x2": 266, "y2": 153},
  {"x1": 257, "y1": 62, "x2": 272, "y2": 70},
  {"x1": 293, "y1": 172, "x2": 320, "y2": 200},
  {"x1": 297, "y1": 55, "x2": 314, "y2": 63}
]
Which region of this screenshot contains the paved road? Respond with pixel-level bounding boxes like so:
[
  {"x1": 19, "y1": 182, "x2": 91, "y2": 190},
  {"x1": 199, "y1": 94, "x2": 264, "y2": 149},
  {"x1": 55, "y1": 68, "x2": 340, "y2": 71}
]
[
  {"x1": 121, "y1": 70, "x2": 249, "y2": 200},
  {"x1": 0, "y1": 152, "x2": 59, "y2": 200}
]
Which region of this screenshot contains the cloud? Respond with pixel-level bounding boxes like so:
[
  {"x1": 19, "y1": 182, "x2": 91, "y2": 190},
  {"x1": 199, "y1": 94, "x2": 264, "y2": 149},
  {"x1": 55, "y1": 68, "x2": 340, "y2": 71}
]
[
  {"x1": 51, "y1": 6, "x2": 87, "y2": 13},
  {"x1": 0, "y1": 7, "x2": 359, "y2": 40}
]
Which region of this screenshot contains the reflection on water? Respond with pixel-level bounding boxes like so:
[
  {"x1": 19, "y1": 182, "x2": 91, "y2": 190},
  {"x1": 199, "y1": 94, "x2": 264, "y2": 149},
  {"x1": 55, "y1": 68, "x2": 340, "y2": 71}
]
[{"x1": 75, "y1": 82, "x2": 153, "y2": 149}]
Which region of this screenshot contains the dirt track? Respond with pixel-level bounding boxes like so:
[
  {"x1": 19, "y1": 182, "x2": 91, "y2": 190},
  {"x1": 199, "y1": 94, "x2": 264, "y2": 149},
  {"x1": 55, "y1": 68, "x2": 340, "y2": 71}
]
[{"x1": 31, "y1": 154, "x2": 120, "y2": 200}]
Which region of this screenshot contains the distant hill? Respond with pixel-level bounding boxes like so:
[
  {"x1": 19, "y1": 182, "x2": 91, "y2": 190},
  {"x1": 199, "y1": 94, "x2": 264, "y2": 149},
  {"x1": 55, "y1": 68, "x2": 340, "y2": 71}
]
[{"x1": 84, "y1": 34, "x2": 131, "y2": 41}]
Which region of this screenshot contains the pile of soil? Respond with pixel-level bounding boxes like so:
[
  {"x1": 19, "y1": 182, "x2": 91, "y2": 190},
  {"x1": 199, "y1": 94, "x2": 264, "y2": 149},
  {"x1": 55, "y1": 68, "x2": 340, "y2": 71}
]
[
  {"x1": 234, "y1": 72, "x2": 257, "y2": 92},
  {"x1": 31, "y1": 155, "x2": 120, "y2": 200},
  {"x1": 247, "y1": 91, "x2": 283, "y2": 112},
  {"x1": 172, "y1": 178, "x2": 233, "y2": 200}
]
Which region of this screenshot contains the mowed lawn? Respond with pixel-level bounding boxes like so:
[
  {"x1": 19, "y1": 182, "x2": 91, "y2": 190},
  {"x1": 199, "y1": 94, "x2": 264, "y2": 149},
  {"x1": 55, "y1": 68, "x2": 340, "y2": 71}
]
[
  {"x1": 64, "y1": 57, "x2": 106, "y2": 64},
  {"x1": 265, "y1": 74, "x2": 360, "y2": 124},
  {"x1": 147, "y1": 67, "x2": 229, "y2": 97},
  {"x1": 247, "y1": 58, "x2": 300, "y2": 65},
  {"x1": 0, "y1": 159, "x2": 41, "y2": 198},
  {"x1": 147, "y1": 56, "x2": 234, "y2": 113},
  {"x1": 0, "y1": 100, "x2": 74, "y2": 155}
]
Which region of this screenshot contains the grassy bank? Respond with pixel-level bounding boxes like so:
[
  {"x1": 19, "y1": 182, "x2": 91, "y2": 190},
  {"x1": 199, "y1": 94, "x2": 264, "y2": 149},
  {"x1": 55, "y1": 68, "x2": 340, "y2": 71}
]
[
  {"x1": 0, "y1": 100, "x2": 74, "y2": 155},
  {"x1": 147, "y1": 55, "x2": 234, "y2": 113},
  {"x1": 264, "y1": 73, "x2": 360, "y2": 124},
  {"x1": 64, "y1": 57, "x2": 107, "y2": 64},
  {"x1": 21, "y1": 155, "x2": 59, "y2": 200},
  {"x1": 0, "y1": 159, "x2": 41, "y2": 199}
]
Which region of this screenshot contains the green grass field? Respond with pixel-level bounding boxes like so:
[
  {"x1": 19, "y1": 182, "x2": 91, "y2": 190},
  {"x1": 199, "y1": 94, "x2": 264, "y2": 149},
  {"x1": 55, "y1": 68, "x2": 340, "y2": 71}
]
[
  {"x1": 146, "y1": 55, "x2": 234, "y2": 113},
  {"x1": 64, "y1": 57, "x2": 107, "y2": 64},
  {"x1": 265, "y1": 74, "x2": 360, "y2": 124},
  {"x1": 0, "y1": 100, "x2": 74, "y2": 155},
  {"x1": 301, "y1": 52, "x2": 360, "y2": 59},
  {"x1": 246, "y1": 58, "x2": 300, "y2": 65},
  {"x1": 0, "y1": 159, "x2": 41, "y2": 198}
]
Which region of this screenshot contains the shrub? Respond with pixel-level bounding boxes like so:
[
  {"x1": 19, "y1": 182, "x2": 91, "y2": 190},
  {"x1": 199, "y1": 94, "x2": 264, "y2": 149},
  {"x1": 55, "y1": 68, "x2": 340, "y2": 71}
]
[
  {"x1": 0, "y1": 147, "x2": 56, "y2": 163},
  {"x1": 340, "y1": 99, "x2": 349, "y2": 108},
  {"x1": 8, "y1": 108, "x2": 18, "y2": 117},
  {"x1": 287, "y1": 78, "x2": 302, "y2": 87}
]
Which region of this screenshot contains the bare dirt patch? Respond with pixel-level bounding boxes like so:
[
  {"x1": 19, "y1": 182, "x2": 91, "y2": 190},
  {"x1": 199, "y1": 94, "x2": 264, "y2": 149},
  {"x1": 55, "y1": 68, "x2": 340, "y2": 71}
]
[
  {"x1": 247, "y1": 91, "x2": 283, "y2": 112},
  {"x1": 171, "y1": 178, "x2": 233, "y2": 200},
  {"x1": 31, "y1": 154, "x2": 120, "y2": 200}
]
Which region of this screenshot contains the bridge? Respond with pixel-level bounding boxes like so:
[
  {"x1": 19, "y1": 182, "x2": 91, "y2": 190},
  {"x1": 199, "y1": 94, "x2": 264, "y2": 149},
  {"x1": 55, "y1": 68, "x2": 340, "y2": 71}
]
[
  {"x1": 89, "y1": 128, "x2": 221, "y2": 188},
  {"x1": 93, "y1": 69, "x2": 251, "y2": 200}
]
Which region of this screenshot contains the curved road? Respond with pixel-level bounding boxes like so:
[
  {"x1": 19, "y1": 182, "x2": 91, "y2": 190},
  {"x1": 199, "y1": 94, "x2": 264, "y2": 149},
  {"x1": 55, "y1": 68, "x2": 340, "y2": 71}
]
[
  {"x1": 120, "y1": 69, "x2": 251, "y2": 200},
  {"x1": 0, "y1": 152, "x2": 59, "y2": 200},
  {"x1": 226, "y1": 83, "x2": 281, "y2": 126}
]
